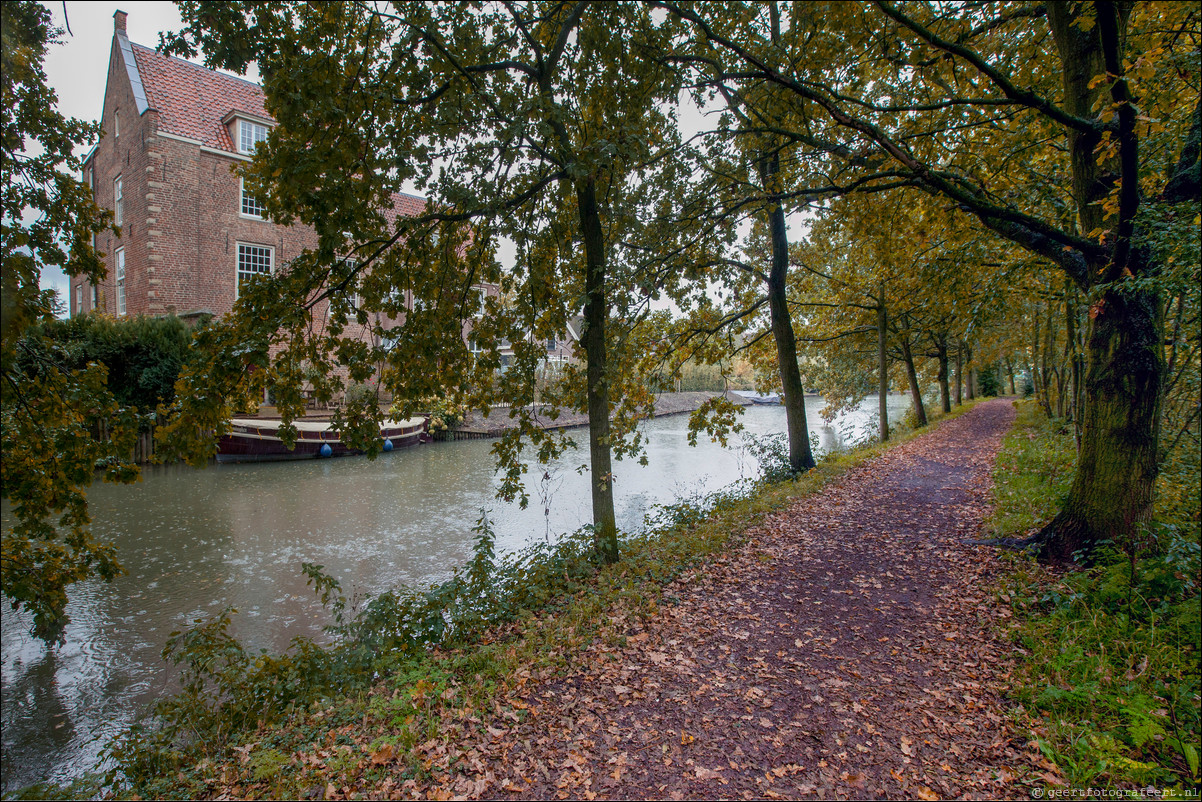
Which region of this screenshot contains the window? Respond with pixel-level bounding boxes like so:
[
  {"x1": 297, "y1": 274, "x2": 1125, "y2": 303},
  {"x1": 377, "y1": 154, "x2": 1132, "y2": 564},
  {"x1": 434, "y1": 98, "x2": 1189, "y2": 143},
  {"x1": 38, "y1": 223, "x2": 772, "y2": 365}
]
[
  {"x1": 75, "y1": 285, "x2": 82, "y2": 316},
  {"x1": 115, "y1": 248, "x2": 126, "y2": 315},
  {"x1": 546, "y1": 337, "x2": 557, "y2": 352},
  {"x1": 114, "y1": 110, "x2": 119, "y2": 140},
  {"x1": 114, "y1": 176, "x2": 123, "y2": 227},
  {"x1": 240, "y1": 178, "x2": 264, "y2": 218},
  {"x1": 238, "y1": 120, "x2": 268, "y2": 154},
  {"x1": 236, "y1": 243, "x2": 273, "y2": 297},
  {"x1": 87, "y1": 170, "x2": 96, "y2": 249},
  {"x1": 342, "y1": 259, "x2": 360, "y2": 309},
  {"x1": 473, "y1": 286, "x2": 487, "y2": 318},
  {"x1": 90, "y1": 284, "x2": 98, "y2": 309}
]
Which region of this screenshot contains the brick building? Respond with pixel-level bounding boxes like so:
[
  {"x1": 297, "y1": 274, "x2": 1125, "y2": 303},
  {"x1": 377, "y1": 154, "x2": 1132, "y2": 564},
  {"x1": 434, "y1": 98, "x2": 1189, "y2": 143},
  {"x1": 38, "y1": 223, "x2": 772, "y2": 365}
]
[{"x1": 72, "y1": 10, "x2": 487, "y2": 339}]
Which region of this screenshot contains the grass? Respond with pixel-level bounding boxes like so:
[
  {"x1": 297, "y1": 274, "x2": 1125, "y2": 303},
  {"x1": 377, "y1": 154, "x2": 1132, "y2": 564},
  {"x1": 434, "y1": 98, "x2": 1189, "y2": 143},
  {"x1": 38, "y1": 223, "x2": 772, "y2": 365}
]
[
  {"x1": 991, "y1": 401, "x2": 1201, "y2": 793},
  {"x1": 80, "y1": 399, "x2": 984, "y2": 800}
]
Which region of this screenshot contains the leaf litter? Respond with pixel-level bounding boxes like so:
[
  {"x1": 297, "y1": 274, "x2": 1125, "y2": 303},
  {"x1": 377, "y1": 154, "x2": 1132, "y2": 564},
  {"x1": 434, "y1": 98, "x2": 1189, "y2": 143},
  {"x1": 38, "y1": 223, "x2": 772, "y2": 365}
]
[{"x1": 250, "y1": 400, "x2": 1046, "y2": 800}]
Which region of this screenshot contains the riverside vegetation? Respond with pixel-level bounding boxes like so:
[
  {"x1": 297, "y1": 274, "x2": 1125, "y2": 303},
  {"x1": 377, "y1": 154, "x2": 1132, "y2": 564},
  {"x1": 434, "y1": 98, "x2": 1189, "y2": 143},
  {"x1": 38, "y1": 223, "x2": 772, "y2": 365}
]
[
  {"x1": 22, "y1": 405, "x2": 951, "y2": 800},
  {"x1": 13, "y1": 398, "x2": 1200, "y2": 800}
]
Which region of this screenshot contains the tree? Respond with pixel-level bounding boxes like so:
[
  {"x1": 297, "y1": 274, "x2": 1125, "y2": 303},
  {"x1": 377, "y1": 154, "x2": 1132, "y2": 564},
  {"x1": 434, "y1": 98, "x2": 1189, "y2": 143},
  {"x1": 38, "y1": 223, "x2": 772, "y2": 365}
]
[
  {"x1": 161, "y1": 2, "x2": 696, "y2": 564},
  {"x1": 668, "y1": 0, "x2": 1201, "y2": 560},
  {"x1": 2, "y1": 0, "x2": 128, "y2": 643}
]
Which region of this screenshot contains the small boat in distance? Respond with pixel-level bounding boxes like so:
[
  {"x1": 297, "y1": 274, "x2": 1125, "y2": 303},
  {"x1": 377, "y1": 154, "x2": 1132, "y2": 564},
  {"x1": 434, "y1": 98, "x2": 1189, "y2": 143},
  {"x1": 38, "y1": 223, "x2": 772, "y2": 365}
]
[
  {"x1": 216, "y1": 417, "x2": 429, "y2": 463},
  {"x1": 730, "y1": 390, "x2": 781, "y2": 405}
]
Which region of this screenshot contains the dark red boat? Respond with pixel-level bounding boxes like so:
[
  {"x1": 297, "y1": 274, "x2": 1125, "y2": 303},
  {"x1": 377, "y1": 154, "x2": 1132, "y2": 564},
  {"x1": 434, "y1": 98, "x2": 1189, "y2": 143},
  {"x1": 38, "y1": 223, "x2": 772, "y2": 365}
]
[{"x1": 216, "y1": 417, "x2": 429, "y2": 463}]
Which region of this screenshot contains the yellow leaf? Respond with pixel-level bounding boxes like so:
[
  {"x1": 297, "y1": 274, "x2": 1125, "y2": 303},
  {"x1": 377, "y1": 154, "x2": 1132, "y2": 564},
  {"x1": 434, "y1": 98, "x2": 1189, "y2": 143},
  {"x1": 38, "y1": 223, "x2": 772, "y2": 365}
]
[{"x1": 915, "y1": 787, "x2": 940, "y2": 801}]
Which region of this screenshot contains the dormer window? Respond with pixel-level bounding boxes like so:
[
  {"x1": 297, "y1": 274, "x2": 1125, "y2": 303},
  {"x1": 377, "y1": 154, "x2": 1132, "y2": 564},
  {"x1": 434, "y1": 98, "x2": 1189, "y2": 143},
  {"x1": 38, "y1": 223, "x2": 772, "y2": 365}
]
[{"x1": 238, "y1": 120, "x2": 268, "y2": 154}]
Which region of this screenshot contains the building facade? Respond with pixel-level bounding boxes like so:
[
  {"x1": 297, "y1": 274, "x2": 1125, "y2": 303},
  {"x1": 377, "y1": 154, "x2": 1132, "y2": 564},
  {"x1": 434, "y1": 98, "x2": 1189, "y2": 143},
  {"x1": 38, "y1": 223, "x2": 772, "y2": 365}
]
[{"x1": 73, "y1": 10, "x2": 475, "y2": 332}]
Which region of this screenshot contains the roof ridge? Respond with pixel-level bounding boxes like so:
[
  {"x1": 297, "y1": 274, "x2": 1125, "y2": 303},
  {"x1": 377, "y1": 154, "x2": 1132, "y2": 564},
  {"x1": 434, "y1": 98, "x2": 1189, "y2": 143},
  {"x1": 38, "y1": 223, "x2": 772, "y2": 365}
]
[
  {"x1": 129, "y1": 41, "x2": 265, "y2": 92},
  {"x1": 392, "y1": 189, "x2": 428, "y2": 203}
]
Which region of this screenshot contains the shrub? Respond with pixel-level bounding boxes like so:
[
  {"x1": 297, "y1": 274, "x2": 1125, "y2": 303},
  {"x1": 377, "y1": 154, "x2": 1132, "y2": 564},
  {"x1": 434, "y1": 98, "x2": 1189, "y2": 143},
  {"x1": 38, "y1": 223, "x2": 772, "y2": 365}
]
[{"x1": 17, "y1": 314, "x2": 194, "y2": 417}]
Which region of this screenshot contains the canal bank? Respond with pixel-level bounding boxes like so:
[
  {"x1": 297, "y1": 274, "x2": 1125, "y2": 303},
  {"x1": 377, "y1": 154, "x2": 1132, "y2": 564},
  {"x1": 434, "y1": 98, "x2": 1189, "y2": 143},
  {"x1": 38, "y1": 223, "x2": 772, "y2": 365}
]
[
  {"x1": 1, "y1": 396, "x2": 906, "y2": 795},
  {"x1": 441, "y1": 390, "x2": 759, "y2": 440},
  {"x1": 97, "y1": 399, "x2": 988, "y2": 801}
]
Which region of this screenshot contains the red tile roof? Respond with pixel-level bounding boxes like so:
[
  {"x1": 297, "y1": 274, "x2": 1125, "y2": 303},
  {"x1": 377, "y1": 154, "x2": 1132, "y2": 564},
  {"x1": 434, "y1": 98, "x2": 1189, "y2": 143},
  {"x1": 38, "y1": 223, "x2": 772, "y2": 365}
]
[
  {"x1": 128, "y1": 41, "x2": 429, "y2": 215},
  {"x1": 132, "y1": 42, "x2": 268, "y2": 151}
]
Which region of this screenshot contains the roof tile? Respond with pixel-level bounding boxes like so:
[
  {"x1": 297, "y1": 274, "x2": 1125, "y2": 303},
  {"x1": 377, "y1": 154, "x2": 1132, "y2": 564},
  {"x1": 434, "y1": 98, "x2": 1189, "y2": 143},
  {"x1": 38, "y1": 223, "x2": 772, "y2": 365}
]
[
  {"x1": 132, "y1": 42, "x2": 268, "y2": 151},
  {"x1": 129, "y1": 41, "x2": 428, "y2": 216}
]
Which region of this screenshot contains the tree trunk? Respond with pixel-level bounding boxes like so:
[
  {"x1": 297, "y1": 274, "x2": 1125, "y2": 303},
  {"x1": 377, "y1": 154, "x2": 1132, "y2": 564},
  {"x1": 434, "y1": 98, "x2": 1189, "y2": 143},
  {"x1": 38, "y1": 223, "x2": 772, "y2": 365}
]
[
  {"x1": 964, "y1": 342, "x2": 976, "y2": 401},
  {"x1": 899, "y1": 324, "x2": 927, "y2": 427},
  {"x1": 1065, "y1": 279, "x2": 1084, "y2": 447},
  {"x1": 759, "y1": 153, "x2": 815, "y2": 474},
  {"x1": 1004, "y1": 356, "x2": 1016, "y2": 395},
  {"x1": 1036, "y1": 282, "x2": 1163, "y2": 560},
  {"x1": 1025, "y1": 4, "x2": 1163, "y2": 560},
  {"x1": 935, "y1": 337, "x2": 951, "y2": 414},
  {"x1": 576, "y1": 177, "x2": 619, "y2": 564},
  {"x1": 877, "y1": 294, "x2": 889, "y2": 442},
  {"x1": 954, "y1": 340, "x2": 963, "y2": 406}
]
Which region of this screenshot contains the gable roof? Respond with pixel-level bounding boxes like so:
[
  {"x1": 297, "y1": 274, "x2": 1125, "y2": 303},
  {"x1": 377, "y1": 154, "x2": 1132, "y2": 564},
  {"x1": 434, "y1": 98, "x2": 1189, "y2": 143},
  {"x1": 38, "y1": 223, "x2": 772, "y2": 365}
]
[
  {"x1": 131, "y1": 42, "x2": 268, "y2": 152},
  {"x1": 117, "y1": 37, "x2": 429, "y2": 215}
]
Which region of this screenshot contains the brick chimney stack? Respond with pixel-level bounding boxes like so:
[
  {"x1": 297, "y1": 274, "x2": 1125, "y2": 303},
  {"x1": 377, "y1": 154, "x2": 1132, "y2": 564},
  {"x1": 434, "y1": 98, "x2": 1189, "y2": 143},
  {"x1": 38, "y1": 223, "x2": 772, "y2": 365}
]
[{"x1": 114, "y1": 10, "x2": 127, "y2": 33}]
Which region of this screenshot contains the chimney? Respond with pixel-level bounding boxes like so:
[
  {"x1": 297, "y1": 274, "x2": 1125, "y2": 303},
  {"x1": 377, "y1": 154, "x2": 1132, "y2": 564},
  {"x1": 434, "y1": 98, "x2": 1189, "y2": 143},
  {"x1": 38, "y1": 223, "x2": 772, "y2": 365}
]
[{"x1": 114, "y1": 10, "x2": 127, "y2": 33}]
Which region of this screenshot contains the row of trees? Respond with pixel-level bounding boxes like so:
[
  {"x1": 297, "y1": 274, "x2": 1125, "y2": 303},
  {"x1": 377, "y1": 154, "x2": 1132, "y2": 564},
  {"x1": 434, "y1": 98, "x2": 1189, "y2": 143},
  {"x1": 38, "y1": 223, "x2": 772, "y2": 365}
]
[{"x1": 4, "y1": 1, "x2": 1199, "y2": 643}]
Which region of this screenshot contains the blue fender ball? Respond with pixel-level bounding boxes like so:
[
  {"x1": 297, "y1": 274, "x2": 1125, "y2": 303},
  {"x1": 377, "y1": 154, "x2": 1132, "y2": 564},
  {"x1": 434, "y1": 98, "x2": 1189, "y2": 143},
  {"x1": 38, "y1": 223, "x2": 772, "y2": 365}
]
[
  {"x1": 319, "y1": 443, "x2": 333, "y2": 458},
  {"x1": 383, "y1": 438, "x2": 394, "y2": 452}
]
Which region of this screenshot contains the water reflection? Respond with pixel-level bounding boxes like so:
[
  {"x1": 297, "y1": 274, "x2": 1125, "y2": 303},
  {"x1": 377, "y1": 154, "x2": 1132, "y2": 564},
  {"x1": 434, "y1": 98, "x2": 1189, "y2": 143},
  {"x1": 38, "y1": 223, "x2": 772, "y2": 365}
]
[{"x1": 1, "y1": 395, "x2": 909, "y2": 792}]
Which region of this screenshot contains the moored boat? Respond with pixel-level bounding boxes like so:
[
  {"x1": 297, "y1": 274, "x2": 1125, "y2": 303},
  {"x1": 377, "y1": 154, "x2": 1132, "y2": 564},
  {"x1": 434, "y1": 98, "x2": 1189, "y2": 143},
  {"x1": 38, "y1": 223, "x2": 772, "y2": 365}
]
[{"x1": 216, "y1": 417, "x2": 429, "y2": 463}]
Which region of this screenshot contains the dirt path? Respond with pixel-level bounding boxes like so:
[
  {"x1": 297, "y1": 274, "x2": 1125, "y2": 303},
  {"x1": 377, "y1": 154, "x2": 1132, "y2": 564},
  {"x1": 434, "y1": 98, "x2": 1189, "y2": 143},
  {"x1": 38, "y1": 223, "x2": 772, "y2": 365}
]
[{"x1": 423, "y1": 399, "x2": 1032, "y2": 800}]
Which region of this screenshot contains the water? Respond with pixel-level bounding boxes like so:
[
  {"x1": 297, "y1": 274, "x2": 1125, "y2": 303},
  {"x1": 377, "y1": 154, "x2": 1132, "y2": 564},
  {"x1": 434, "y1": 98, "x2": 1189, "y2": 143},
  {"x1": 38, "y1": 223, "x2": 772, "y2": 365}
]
[{"x1": 1, "y1": 395, "x2": 909, "y2": 793}]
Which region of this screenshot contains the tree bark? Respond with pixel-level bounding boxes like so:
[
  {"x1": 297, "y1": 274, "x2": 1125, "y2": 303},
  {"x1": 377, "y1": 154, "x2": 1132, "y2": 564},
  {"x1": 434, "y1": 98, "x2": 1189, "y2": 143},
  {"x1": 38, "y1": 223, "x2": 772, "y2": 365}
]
[
  {"x1": 898, "y1": 322, "x2": 927, "y2": 427},
  {"x1": 1036, "y1": 281, "x2": 1163, "y2": 560},
  {"x1": 576, "y1": 177, "x2": 619, "y2": 564},
  {"x1": 934, "y1": 336, "x2": 951, "y2": 414},
  {"x1": 759, "y1": 152, "x2": 815, "y2": 474},
  {"x1": 1029, "y1": 3, "x2": 1165, "y2": 560},
  {"x1": 964, "y1": 342, "x2": 976, "y2": 401},
  {"x1": 877, "y1": 293, "x2": 889, "y2": 442},
  {"x1": 953, "y1": 340, "x2": 963, "y2": 406},
  {"x1": 1065, "y1": 279, "x2": 1084, "y2": 446}
]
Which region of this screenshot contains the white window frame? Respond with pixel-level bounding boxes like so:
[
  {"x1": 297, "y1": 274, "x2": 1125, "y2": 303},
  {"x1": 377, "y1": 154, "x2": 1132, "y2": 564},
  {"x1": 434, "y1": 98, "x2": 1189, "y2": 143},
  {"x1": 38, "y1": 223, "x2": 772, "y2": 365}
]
[
  {"x1": 236, "y1": 243, "x2": 274, "y2": 299},
  {"x1": 75, "y1": 285, "x2": 82, "y2": 316},
  {"x1": 238, "y1": 120, "x2": 268, "y2": 155},
  {"x1": 87, "y1": 169, "x2": 97, "y2": 249},
  {"x1": 473, "y1": 286, "x2": 487, "y2": 319},
  {"x1": 239, "y1": 177, "x2": 264, "y2": 219},
  {"x1": 114, "y1": 109, "x2": 119, "y2": 140},
  {"x1": 114, "y1": 176, "x2": 123, "y2": 227},
  {"x1": 342, "y1": 259, "x2": 360, "y2": 309},
  {"x1": 115, "y1": 247, "x2": 126, "y2": 316},
  {"x1": 90, "y1": 283, "x2": 98, "y2": 309}
]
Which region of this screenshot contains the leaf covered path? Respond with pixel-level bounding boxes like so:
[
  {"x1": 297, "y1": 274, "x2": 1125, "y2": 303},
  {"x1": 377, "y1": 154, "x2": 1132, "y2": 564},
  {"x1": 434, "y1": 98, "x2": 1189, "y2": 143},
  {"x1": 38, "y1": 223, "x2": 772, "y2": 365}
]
[{"x1": 420, "y1": 399, "x2": 1032, "y2": 800}]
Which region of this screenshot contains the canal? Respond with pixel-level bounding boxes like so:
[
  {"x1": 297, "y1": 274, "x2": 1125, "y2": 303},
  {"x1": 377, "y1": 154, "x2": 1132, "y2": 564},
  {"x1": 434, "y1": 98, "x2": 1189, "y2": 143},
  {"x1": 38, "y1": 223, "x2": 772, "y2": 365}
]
[{"x1": 1, "y1": 396, "x2": 909, "y2": 793}]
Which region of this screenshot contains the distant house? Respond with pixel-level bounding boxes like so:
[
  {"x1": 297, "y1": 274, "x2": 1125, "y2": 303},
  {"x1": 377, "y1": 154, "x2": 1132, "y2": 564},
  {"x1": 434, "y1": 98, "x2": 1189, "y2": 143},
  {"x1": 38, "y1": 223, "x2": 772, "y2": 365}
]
[
  {"x1": 497, "y1": 317, "x2": 582, "y2": 372},
  {"x1": 73, "y1": 10, "x2": 496, "y2": 342}
]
